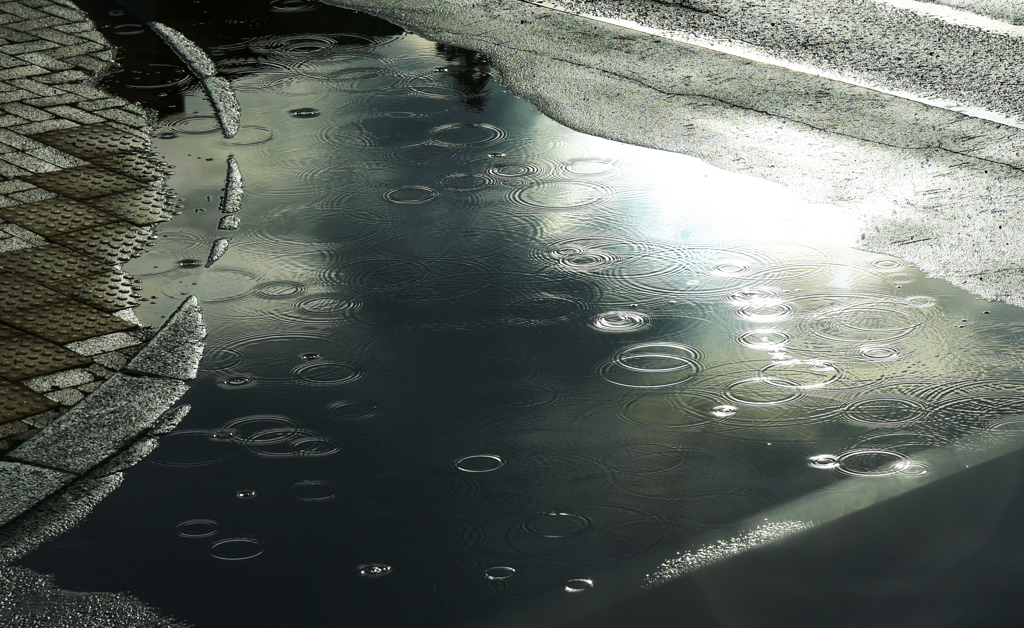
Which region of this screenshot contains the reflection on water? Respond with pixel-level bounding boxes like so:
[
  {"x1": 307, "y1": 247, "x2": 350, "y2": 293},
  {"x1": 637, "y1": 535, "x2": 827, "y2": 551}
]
[{"x1": 17, "y1": 1, "x2": 1024, "y2": 626}]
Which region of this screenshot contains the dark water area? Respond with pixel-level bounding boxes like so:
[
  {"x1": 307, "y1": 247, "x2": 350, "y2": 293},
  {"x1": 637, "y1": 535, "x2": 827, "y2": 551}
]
[{"x1": 15, "y1": 0, "x2": 1024, "y2": 626}]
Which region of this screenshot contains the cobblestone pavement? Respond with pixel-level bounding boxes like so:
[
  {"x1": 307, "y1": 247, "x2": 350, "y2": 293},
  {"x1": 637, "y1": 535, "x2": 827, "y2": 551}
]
[{"x1": 0, "y1": 0, "x2": 202, "y2": 559}]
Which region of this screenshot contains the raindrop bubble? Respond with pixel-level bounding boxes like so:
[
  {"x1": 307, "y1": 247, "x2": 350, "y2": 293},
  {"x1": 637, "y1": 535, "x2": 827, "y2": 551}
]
[
  {"x1": 484, "y1": 566, "x2": 516, "y2": 581},
  {"x1": 455, "y1": 454, "x2": 506, "y2": 473},
  {"x1": 209, "y1": 429, "x2": 238, "y2": 441},
  {"x1": 220, "y1": 376, "x2": 255, "y2": 388},
  {"x1": 176, "y1": 519, "x2": 218, "y2": 538},
  {"x1": 711, "y1": 404, "x2": 738, "y2": 418},
  {"x1": 807, "y1": 454, "x2": 841, "y2": 469},
  {"x1": 288, "y1": 107, "x2": 321, "y2": 118},
  {"x1": 893, "y1": 460, "x2": 929, "y2": 476},
  {"x1": 236, "y1": 489, "x2": 257, "y2": 499},
  {"x1": 564, "y1": 578, "x2": 594, "y2": 593},
  {"x1": 357, "y1": 563, "x2": 392, "y2": 578},
  {"x1": 590, "y1": 310, "x2": 651, "y2": 333},
  {"x1": 301, "y1": 353, "x2": 322, "y2": 360},
  {"x1": 178, "y1": 259, "x2": 201, "y2": 268}
]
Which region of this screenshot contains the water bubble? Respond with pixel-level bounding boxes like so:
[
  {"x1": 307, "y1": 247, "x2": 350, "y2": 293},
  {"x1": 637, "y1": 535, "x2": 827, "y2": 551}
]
[
  {"x1": 524, "y1": 512, "x2": 591, "y2": 538},
  {"x1": 892, "y1": 460, "x2": 929, "y2": 476},
  {"x1": 301, "y1": 353, "x2": 322, "y2": 360},
  {"x1": 288, "y1": 107, "x2": 321, "y2": 118},
  {"x1": 209, "y1": 538, "x2": 264, "y2": 561},
  {"x1": 455, "y1": 454, "x2": 506, "y2": 473},
  {"x1": 484, "y1": 566, "x2": 516, "y2": 581},
  {"x1": 177, "y1": 259, "x2": 201, "y2": 268},
  {"x1": 219, "y1": 375, "x2": 255, "y2": 388},
  {"x1": 807, "y1": 454, "x2": 840, "y2": 469},
  {"x1": 291, "y1": 480, "x2": 339, "y2": 501},
  {"x1": 710, "y1": 261, "x2": 751, "y2": 277},
  {"x1": 488, "y1": 152, "x2": 506, "y2": 158},
  {"x1": 270, "y1": 0, "x2": 319, "y2": 11},
  {"x1": 564, "y1": 578, "x2": 594, "y2": 593},
  {"x1": 383, "y1": 185, "x2": 439, "y2": 204},
  {"x1": 357, "y1": 563, "x2": 392, "y2": 578},
  {"x1": 209, "y1": 429, "x2": 238, "y2": 441},
  {"x1": 176, "y1": 519, "x2": 218, "y2": 538},
  {"x1": 590, "y1": 311, "x2": 651, "y2": 333},
  {"x1": 236, "y1": 489, "x2": 257, "y2": 499},
  {"x1": 711, "y1": 404, "x2": 738, "y2": 418}
]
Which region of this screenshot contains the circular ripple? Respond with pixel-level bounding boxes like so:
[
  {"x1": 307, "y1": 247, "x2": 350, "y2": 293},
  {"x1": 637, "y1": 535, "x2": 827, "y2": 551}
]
[
  {"x1": 736, "y1": 302, "x2": 794, "y2": 323},
  {"x1": 600, "y1": 343, "x2": 702, "y2": 389},
  {"x1": 736, "y1": 328, "x2": 790, "y2": 350},
  {"x1": 270, "y1": 0, "x2": 319, "y2": 12},
  {"x1": 253, "y1": 280, "x2": 307, "y2": 299},
  {"x1": 487, "y1": 162, "x2": 541, "y2": 179},
  {"x1": 113, "y1": 23, "x2": 145, "y2": 35},
  {"x1": 807, "y1": 302, "x2": 923, "y2": 343},
  {"x1": 858, "y1": 345, "x2": 900, "y2": 361},
  {"x1": 590, "y1": 311, "x2": 651, "y2": 333},
  {"x1": 383, "y1": 185, "x2": 438, "y2": 204},
  {"x1": 292, "y1": 480, "x2": 340, "y2": 501},
  {"x1": 429, "y1": 122, "x2": 506, "y2": 146},
  {"x1": 455, "y1": 454, "x2": 506, "y2": 473},
  {"x1": 595, "y1": 444, "x2": 686, "y2": 475},
  {"x1": 484, "y1": 566, "x2": 516, "y2": 581},
  {"x1": 292, "y1": 361, "x2": 362, "y2": 386},
  {"x1": 288, "y1": 107, "x2": 321, "y2": 118},
  {"x1": 807, "y1": 454, "x2": 840, "y2": 469},
  {"x1": 394, "y1": 142, "x2": 456, "y2": 164},
  {"x1": 559, "y1": 157, "x2": 618, "y2": 178},
  {"x1": 508, "y1": 181, "x2": 610, "y2": 211},
  {"x1": 440, "y1": 172, "x2": 490, "y2": 192},
  {"x1": 617, "y1": 391, "x2": 720, "y2": 429},
  {"x1": 124, "y1": 63, "x2": 193, "y2": 90},
  {"x1": 209, "y1": 538, "x2": 264, "y2": 561},
  {"x1": 326, "y1": 400, "x2": 378, "y2": 419},
  {"x1": 164, "y1": 114, "x2": 220, "y2": 135},
  {"x1": 760, "y1": 360, "x2": 841, "y2": 389},
  {"x1": 836, "y1": 449, "x2": 909, "y2": 477},
  {"x1": 723, "y1": 378, "x2": 802, "y2": 406},
  {"x1": 906, "y1": 295, "x2": 936, "y2": 308},
  {"x1": 176, "y1": 519, "x2": 219, "y2": 538},
  {"x1": 869, "y1": 258, "x2": 906, "y2": 270},
  {"x1": 843, "y1": 398, "x2": 926, "y2": 426},
  {"x1": 565, "y1": 579, "x2": 594, "y2": 593},
  {"x1": 149, "y1": 430, "x2": 237, "y2": 467},
  {"x1": 523, "y1": 512, "x2": 591, "y2": 538},
  {"x1": 249, "y1": 34, "x2": 340, "y2": 58},
  {"x1": 219, "y1": 126, "x2": 274, "y2": 146},
  {"x1": 292, "y1": 295, "x2": 359, "y2": 318}
]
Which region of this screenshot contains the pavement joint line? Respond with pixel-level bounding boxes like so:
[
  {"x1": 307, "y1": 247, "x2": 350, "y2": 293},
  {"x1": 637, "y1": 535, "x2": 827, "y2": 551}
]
[{"x1": 0, "y1": 0, "x2": 205, "y2": 561}]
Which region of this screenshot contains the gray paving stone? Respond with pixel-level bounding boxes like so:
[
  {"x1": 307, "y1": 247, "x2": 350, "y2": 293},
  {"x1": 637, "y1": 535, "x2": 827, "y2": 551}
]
[
  {"x1": 0, "y1": 4, "x2": 47, "y2": 20},
  {"x1": 7, "y1": 188, "x2": 55, "y2": 203},
  {"x1": 9, "y1": 76, "x2": 62, "y2": 96},
  {"x1": 38, "y1": 4, "x2": 85, "y2": 21},
  {"x1": 64, "y1": 330, "x2": 143, "y2": 356},
  {"x1": 0, "y1": 89, "x2": 33, "y2": 104},
  {"x1": 0, "y1": 128, "x2": 45, "y2": 151},
  {"x1": 7, "y1": 16, "x2": 67, "y2": 32},
  {"x1": 0, "y1": 40, "x2": 57, "y2": 55},
  {"x1": 34, "y1": 68, "x2": 85, "y2": 83},
  {"x1": 6, "y1": 373, "x2": 188, "y2": 474},
  {"x1": 0, "y1": 236, "x2": 31, "y2": 252},
  {"x1": 3, "y1": 100, "x2": 51, "y2": 120},
  {"x1": 24, "y1": 93, "x2": 77, "y2": 107},
  {"x1": 90, "y1": 350, "x2": 126, "y2": 370},
  {"x1": 43, "y1": 40, "x2": 102, "y2": 58},
  {"x1": 65, "y1": 53, "x2": 104, "y2": 72},
  {"x1": 0, "y1": 159, "x2": 30, "y2": 177},
  {"x1": 21, "y1": 367, "x2": 92, "y2": 393},
  {"x1": 0, "y1": 461, "x2": 72, "y2": 528},
  {"x1": 0, "y1": 64, "x2": 45, "y2": 79},
  {"x1": 26, "y1": 144, "x2": 85, "y2": 168},
  {"x1": 21, "y1": 408, "x2": 61, "y2": 429},
  {"x1": 0, "y1": 26, "x2": 33, "y2": 44},
  {"x1": 126, "y1": 296, "x2": 204, "y2": 380},
  {"x1": 90, "y1": 107, "x2": 146, "y2": 127},
  {"x1": 0, "y1": 420, "x2": 28, "y2": 439},
  {"x1": 33, "y1": 27, "x2": 82, "y2": 46},
  {"x1": 45, "y1": 104, "x2": 100, "y2": 123},
  {"x1": 1, "y1": 151, "x2": 59, "y2": 173},
  {"x1": 16, "y1": 51, "x2": 71, "y2": 71},
  {"x1": 0, "y1": 113, "x2": 25, "y2": 125},
  {"x1": 0, "y1": 222, "x2": 45, "y2": 244},
  {"x1": 148, "y1": 404, "x2": 190, "y2": 436},
  {"x1": 11, "y1": 117, "x2": 78, "y2": 134},
  {"x1": 76, "y1": 96, "x2": 120, "y2": 111},
  {"x1": 44, "y1": 387, "x2": 82, "y2": 406},
  {"x1": 87, "y1": 437, "x2": 156, "y2": 477}
]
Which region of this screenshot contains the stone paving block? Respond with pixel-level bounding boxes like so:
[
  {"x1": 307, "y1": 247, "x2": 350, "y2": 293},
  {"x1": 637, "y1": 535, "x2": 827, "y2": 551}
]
[
  {"x1": 16, "y1": 51, "x2": 71, "y2": 71},
  {"x1": 22, "y1": 163, "x2": 141, "y2": 199},
  {"x1": 33, "y1": 27, "x2": 83, "y2": 46},
  {"x1": 0, "y1": 160, "x2": 29, "y2": 177},
  {"x1": 0, "y1": 40, "x2": 57, "y2": 55},
  {"x1": 0, "y1": 112, "x2": 26, "y2": 125},
  {"x1": 64, "y1": 330, "x2": 141, "y2": 357},
  {"x1": 0, "y1": 196, "x2": 114, "y2": 236},
  {"x1": 0, "y1": 270, "x2": 66, "y2": 312},
  {"x1": 0, "y1": 234, "x2": 31, "y2": 252},
  {"x1": 0, "y1": 64, "x2": 46, "y2": 79},
  {"x1": 6, "y1": 187, "x2": 55, "y2": 203},
  {"x1": 92, "y1": 151, "x2": 165, "y2": 183},
  {"x1": 76, "y1": 96, "x2": 121, "y2": 111},
  {"x1": 57, "y1": 81, "x2": 104, "y2": 98},
  {"x1": 0, "y1": 334, "x2": 92, "y2": 381},
  {"x1": 127, "y1": 296, "x2": 205, "y2": 380},
  {"x1": 33, "y1": 68, "x2": 85, "y2": 83},
  {"x1": 29, "y1": 121, "x2": 145, "y2": 158},
  {"x1": 11, "y1": 117, "x2": 78, "y2": 135},
  {"x1": 25, "y1": 144, "x2": 85, "y2": 168},
  {"x1": 7, "y1": 16, "x2": 67, "y2": 33},
  {"x1": 53, "y1": 21, "x2": 90, "y2": 34},
  {"x1": 90, "y1": 107, "x2": 146, "y2": 128},
  {"x1": 24, "y1": 92, "x2": 77, "y2": 107},
  {"x1": 0, "y1": 88, "x2": 33, "y2": 105},
  {"x1": 0, "y1": 461, "x2": 73, "y2": 528},
  {"x1": 9, "y1": 76, "x2": 62, "y2": 96},
  {"x1": 0, "y1": 26, "x2": 34, "y2": 44},
  {"x1": 45, "y1": 104, "x2": 101, "y2": 124},
  {"x1": 44, "y1": 387, "x2": 82, "y2": 405},
  {"x1": 2, "y1": 100, "x2": 50, "y2": 120},
  {"x1": 43, "y1": 40, "x2": 102, "y2": 59},
  {"x1": 0, "y1": 419, "x2": 29, "y2": 439},
  {"x1": 0, "y1": 243, "x2": 108, "y2": 283},
  {"x1": 84, "y1": 187, "x2": 172, "y2": 225},
  {"x1": 22, "y1": 408, "x2": 63, "y2": 429},
  {"x1": 0, "y1": 380, "x2": 58, "y2": 424},
  {"x1": 50, "y1": 221, "x2": 151, "y2": 263},
  {"x1": 0, "y1": 128, "x2": 46, "y2": 151},
  {"x1": 0, "y1": 151, "x2": 58, "y2": 173},
  {"x1": 38, "y1": 3, "x2": 86, "y2": 21},
  {"x1": 0, "y1": 4, "x2": 47, "y2": 20},
  {"x1": 21, "y1": 367, "x2": 93, "y2": 393},
  {"x1": 52, "y1": 269, "x2": 138, "y2": 312},
  {"x1": 0, "y1": 222, "x2": 45, "y2": 245},
  {"x1": 6, "y1": 372, "x2": 188, "y2": 475},
  {"x1": 0, "y1": 299, "x2": 136, "y2": 344}
]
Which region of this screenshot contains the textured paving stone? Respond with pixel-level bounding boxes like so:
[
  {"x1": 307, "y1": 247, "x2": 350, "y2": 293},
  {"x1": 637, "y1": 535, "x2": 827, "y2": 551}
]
[
  {"x1": 0, "y1": 271, "x2": 64, "y2": 312},
  {"x1": 0, "y1": 333, "x2": 90, "y2": 381},
  {"x1": 63, "y1": 330, "x2": 141, "y2": 357},
  {"x1": 126, "y1": 296, "x2": 204, "y2": 380},
  {"x1": 22, "y1": 163, "x2": 142, "y2": 199},
  {"x1": 0, "y1": 195, "x2": 115, "y2": 236},
  {"x1": 49, "y1": 220, "x2": 151, "y2": 264},
  {"x1": 7, "y1": 373, "x2": 189, "y2": 474},
  {"x1": 0, "y1": 461, "x2": 72, "y2": 527},
  {"x1": 0, "y1": 380, "x2": 58, "y2": 424},
  {"x1": 91, "y1": 151, "x2": 165, "y2": 183},
  {"x1": 83, "y1": 187, "x2": 172, "y2": 226},
  {"x1": 29, "y1": 121, "x2": 146, "y2": 158},
  {"x1": 51, "y1": 270, "x2": 138, "y2": 312},
  {"x1": 0, "y1": 242, "x2": 108, "y2": 281},
  {"x1": 0, "y1": 299, "x2": 136, "y2": 344}
]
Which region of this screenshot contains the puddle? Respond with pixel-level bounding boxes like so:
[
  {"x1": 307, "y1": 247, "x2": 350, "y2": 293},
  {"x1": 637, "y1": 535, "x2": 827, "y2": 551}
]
[{"x1": 16, "y1": 0, "x2": 1024, "y2": 626}]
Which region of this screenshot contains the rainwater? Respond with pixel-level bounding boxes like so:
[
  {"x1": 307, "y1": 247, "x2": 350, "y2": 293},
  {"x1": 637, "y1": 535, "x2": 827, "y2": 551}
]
[{"x1": 17, "y1": 1, "x2": 1024, "y2": 626}]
